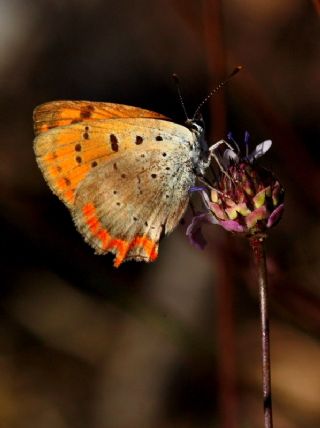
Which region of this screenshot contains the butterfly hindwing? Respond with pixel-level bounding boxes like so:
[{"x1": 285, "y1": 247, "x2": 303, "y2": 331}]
[{"x1": 72, "y1": 144, "x2": 195, "y2": 266}]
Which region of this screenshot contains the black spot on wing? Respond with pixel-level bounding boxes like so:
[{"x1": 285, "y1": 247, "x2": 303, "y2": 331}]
[
  {"x1": 110, "y1": 134, "x2": 119, "y2": 152},
  {"x1": 80, "y1": 104, "x2": 95, "y2": 119},
  {"x1": 135, "y1": 135, "x2": 143, "y2": 145}
]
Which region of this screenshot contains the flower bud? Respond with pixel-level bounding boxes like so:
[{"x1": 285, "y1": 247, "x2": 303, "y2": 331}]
[
  {"x1": 209, "y1": 162, "x2": 284, "y2": 236},
  {"x1": 186, "y1": 136, "x2": 285, "y2": 249}
]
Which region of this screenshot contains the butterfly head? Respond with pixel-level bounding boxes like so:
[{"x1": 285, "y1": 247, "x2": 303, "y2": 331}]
[
  {"x1": 184, "y1": 116, "x2": 210, "y2": 176},
  {"x1": 185, "y1": 115, "x2": 205, "y2": 136},
  {"x1": 179, "y1": 66, "x2": 243, "y2": 174}
]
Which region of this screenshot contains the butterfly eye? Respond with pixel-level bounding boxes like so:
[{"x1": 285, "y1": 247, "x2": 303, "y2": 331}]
[
  {"x1": 193, "y1": 118, "x2": 204, "y2": 129},
  {"x1": 185, "y1": 118, "x2": 204, "y2": 133}
]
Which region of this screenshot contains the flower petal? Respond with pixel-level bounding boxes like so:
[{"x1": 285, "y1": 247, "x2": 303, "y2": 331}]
[
  {"x1": 272, "y1": 181, "x2": 282, "y2": 206},
  {"x1": 248, "y1": 140, "x2": 272, "y2": 162},
  {"x1": 253, "y1": 188, "x2": 266, "y2": 208},
  {"x1": 245, "y1": 206, "x2": 268, "y2": 228},
  {"x1": 225, "y1": 206, "x2": 238, "y2": 220},
  {"x1": 267, "y1": 203, "x2": 284, "y2": 228},
  {"x1": 210, "y1": 202, "x2": 228, "y2": 220},
  {"x1": 222, "y1": 148, "x2": 239, "y2": 167},
  {"x1": 211, "y1": 189, "x2": 219, "y2": 203},
  {"x1": 219, "y1": 220, "x2": 245, "y2": 233},
  {"x1": 186, "y1": 212, "x2": 218, "y2": 250},
  {"x1": 244, "y1": 131, "x2": 250, "y2": 144}
]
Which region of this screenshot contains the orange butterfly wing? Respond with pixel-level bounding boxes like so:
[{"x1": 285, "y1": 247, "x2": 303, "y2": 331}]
[
  {"x1": 33, "y1": 101, "x2": 194, "y2": 267},
  {"x1": 34, "y1": 101, "x2": 171, "y2": 207},
  {"x1": 34, "y1": 100, "x2": 169, "y2": 135}
]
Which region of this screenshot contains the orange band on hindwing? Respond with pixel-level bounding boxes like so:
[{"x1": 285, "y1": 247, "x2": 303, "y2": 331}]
[
  {"x1": 129, "y1": 236, "x2": 158, "y2": 261},
  {"x1": 81, "y1": 203, "x2": 158, "y2": 267}
]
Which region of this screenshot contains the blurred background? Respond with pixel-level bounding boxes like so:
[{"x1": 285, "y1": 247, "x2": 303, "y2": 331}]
[{"x1": 0, "y1": 0, "x2": 319, "y2": 427}]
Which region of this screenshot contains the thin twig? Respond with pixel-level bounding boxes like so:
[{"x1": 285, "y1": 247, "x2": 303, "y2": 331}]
[
  {"x1": 215, "y1": 238, "x2": 238, "y2": 428},
  {"x1": 249, "y1": 236, "x2": 273, "y2": 428}
]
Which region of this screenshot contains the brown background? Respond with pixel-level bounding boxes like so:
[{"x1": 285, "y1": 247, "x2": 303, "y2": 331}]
[{"x1": 0, "y1": 1, "x2": 319, "y2": 427}]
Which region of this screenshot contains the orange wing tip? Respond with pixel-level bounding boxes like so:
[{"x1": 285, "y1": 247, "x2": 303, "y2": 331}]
[
  {"x1": 129, "y1": 236, "x2": 158, "y2": 260},
  {"x1": 113, "y1": 238, "x2": 159, "y2": 267},
  {"x1": 110, "y1": 239, "x2": 130, "y2": 267},
  {"x1": 149, "y1": 246, "x2": 158, "y2": 262},
  {"x1": 81, "y1": 203, "x2": 159, "y2": 267}
]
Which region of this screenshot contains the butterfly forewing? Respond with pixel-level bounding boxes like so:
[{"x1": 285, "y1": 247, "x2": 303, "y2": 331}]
[
  {"x1": 34, "y1": 118, "x2": 193, "y2": 206},
  {"x1": 33, "y1": 101, "x2": 170, "y2": 136}
]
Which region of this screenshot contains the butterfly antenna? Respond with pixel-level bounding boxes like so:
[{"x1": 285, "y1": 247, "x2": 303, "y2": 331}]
[
  {"x1": 192, "y1": 65, "x2": 243, "y2": 120},
  {"x1": 172, "y1": 73, "x2": 189, "y2": 120}
]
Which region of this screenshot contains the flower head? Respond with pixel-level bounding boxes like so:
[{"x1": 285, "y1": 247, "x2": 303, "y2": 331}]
[{"x1": 187, "y1": 134, "x2": 285, "y2": 249}]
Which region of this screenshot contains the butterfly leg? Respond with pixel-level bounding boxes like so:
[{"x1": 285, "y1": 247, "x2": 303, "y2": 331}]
[
  {"x1": 208, "y1": 139, "x2": 233, "y2": 153},
  {"x1": 207, "y1": 140, "x2": 234, "y2": 180}
]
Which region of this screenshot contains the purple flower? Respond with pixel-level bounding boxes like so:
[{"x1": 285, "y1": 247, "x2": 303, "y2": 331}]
[{"x1": 187, "y1": 135, "x2": 285, "y2": 249}]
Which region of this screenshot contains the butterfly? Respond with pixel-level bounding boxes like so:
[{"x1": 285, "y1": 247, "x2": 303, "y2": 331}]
[
  {"x1": 33, "y1": 69, "x2": 242, "y2": 267},
  {"x1": 33, "y1": 100, "x2": 212, "y2": 267}
]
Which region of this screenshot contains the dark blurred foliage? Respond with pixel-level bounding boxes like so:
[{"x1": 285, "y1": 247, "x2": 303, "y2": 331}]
[{"x1": 0, "y1": 0, "x2": 319, "y2": 427}]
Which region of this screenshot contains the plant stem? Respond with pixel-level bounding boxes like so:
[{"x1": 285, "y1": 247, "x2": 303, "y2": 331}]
[
  {"x1": 215, "y1": 238, "x2": 238, "y2": 428},
  {"x1": 249, "y1": 236, "x2": 273, "y2": 428}
]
